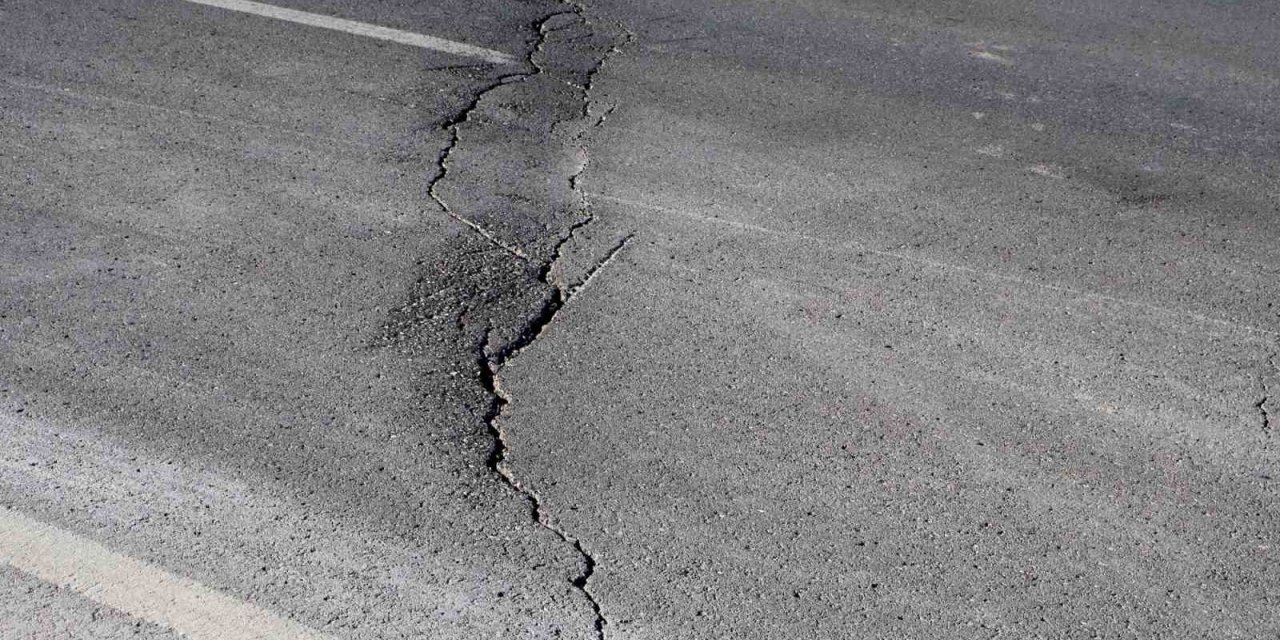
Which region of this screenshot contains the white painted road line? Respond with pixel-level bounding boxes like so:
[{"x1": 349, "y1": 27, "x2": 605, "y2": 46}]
[
  {"x1": 0, "y1": 507, "x2": 334, "y2": 640},
  {"x1": 181, "y1": 0, "x2": 516, "y2": 64}
]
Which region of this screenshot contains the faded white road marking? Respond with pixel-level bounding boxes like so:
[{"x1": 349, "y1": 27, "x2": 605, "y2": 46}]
[
  {"x1": 2, "y1": 76, "x2": 375, "y2": 151},
  {"x1": 182, "y1": 0, "x2": 516, "y2": 64},
  {"x1": 588, "y1": 192, "x2": 1279, "y2": 338},
  {"x1": 0, "y1": 508, "x2": 333, "y2": 640}
]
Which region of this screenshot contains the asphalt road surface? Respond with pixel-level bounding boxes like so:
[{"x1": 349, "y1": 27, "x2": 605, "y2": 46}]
[{"x1": 1, "y1": 0, "x2": 1277, "y2": 638}]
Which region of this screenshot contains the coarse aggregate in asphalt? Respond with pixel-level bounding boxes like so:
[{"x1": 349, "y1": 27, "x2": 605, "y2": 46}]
[{"x1": 1, "y1": 0, "x2": 1277, "y2": 638}]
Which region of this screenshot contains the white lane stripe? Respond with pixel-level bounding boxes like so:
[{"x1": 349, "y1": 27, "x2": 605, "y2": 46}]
[
  {"x1": 0, "y1": 508, "x2": 334, "y2": 640},
  {"x1": 181, "y1": 0, "x2": 516, "y2": 64}
]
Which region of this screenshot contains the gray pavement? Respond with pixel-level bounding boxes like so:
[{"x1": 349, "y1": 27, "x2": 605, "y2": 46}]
[{"x1": 1, "y1": 0, "x2": 1278, "y2": 638}]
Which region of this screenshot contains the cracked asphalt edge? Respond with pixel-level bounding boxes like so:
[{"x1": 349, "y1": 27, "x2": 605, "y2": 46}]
[{"x1": 380, "y1": 5, "x2": 634, "y2": 638}]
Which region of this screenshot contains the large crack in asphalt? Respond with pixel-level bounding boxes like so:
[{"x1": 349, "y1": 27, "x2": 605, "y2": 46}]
[
  {"x1": 398, "y1": 6, "x2": 633, "y2": 638},
  {"x1": 422, "y1": 21, "x2": 549, "y2": 263},
  {"x1": 474, "y1": 232, "x2": 631, "y2": 640}
]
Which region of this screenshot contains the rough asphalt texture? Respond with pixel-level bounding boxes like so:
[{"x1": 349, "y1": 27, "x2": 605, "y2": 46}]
[{"x1": 1, "y1": 0, "x2": 1277, "y2": 638}]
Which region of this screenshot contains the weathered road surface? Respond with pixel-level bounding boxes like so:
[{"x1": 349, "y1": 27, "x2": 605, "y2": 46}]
[{"x1": 2, "y1": 0, "x2": 1278, "y2": 638}]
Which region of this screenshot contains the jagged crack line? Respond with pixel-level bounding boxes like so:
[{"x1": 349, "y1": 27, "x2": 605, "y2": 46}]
[
  {"x1": 476, "y1": 289, "x2": 609, "y2": 639},
  {"x1": 426, "y1": 15, "x2": 571, "y2": 261},
  {"x1": 429, "y1": 97, "x2": 531, "y2": 260},
  {"x1": 569, "y1": 22, "x2": 633, "y2": 195},
  {"x1": 567, "y1": 102, "x2": 616, "y2": 199},
  {"x1": 462, "y1": 9, "x2": 632, "y2": 639},
  {"x1": 550, "y1": 21, "x2": 633, "y2": 290},
  {"x1": 550, "y1": 99, "x2": 621, "y2": 287},
  {"x1": 474, "y1": 232, "x2": 631, "y2": 640},
  {"x1": 427, "y1": 71, "x2": 531, "y2": 260},
  {"x1": 544, "y1": 213, "x2": 596, "y2": 286}
]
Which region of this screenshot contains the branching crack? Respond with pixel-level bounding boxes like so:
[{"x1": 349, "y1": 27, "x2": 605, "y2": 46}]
[
  {"x1": 437, "y1": 7, "x2": 634, "y2": 640},
  {"x1": 551, "y1": 21, "x2": 634, "y2": 291},
  {"x1": 474, "y1": 246, "x2": 623, "y2": 639}
]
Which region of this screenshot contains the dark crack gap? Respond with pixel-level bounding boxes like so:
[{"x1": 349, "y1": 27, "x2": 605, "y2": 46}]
[
  {"x1": 476, "y1": 233, "x2": 633, "y2": 640},
  {"x1": 435, "y1": 7, "x2": 633, "y2": 640},
  {"x1": 552, "y1": 22, "x2": 633, "y2": 290},
  {"x1": 424, "y1": 10, "x2": 578, "y2": 261}
]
